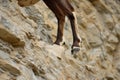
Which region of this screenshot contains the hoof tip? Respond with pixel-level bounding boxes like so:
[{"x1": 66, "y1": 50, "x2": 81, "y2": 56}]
[{"x1": 71, "y1": 46, "x2": 80, "y2": 54}]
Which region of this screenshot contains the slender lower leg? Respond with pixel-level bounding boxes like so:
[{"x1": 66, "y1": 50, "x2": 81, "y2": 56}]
[
  {"x1": 68, "y1": 12, "x2": 80, "y2": 48},
  {"x1": 54, "y1": 16, "x2": 65, "y2": 45}
]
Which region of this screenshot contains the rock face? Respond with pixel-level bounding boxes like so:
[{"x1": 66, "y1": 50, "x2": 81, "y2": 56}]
[{"x1": 0, "y1": 0, "x2": 120, "y2": 80}]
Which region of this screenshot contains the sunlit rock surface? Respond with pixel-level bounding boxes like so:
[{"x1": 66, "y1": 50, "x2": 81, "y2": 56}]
[{"x1": 0, "y1": 0, "x2": 120, "y2": 80}]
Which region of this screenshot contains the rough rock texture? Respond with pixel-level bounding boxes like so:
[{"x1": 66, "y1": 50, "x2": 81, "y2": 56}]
[{"x1": 0, "y1": 0, "x2": 120, "y2": 80}]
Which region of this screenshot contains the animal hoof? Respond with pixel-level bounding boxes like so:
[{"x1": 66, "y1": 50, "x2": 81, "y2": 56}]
[
  {"x1": 54, "y1": 38, "x2": 66, "y2": 46},
  {"x1": 54, "y1": 41, "x2": 65, "y2": 46},
  {"x1": 60, "y1": 41, "x2": 65, "y2": 45},
  {"x1": 71, "y1": 46, "x2": 80, "y2": 54}
]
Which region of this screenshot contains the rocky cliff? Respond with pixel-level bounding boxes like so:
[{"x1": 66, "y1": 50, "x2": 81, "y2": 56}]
[{"x1": 0, "y1": 0, "x2": 120, "y2": 80}]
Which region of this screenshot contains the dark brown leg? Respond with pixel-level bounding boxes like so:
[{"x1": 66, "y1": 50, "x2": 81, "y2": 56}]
[
  {"x1": 68, "y1": 12, "x2": 80, "y2": 49},
  {"x1": 54, "y1": 15, "x2": 65, "y2": 45}
]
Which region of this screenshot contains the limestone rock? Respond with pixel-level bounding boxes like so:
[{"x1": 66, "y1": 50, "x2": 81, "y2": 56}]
[
  {"x1": 18, "y1": 0, "x2": 39, "y2": 7},
  {"x1": 0, "y1": 0, "x2": 120, "y2": 80},
  {"x1": 0, "y1": 23, "x2": 25, "y2": 47},
  {"x1": 107, "y1": 34, "x2": 119, "y2": 43},
  {"x1": 115, "y1": 24, "x2": 120, "y2": 38},
  {"x1": 0, "y1": 59, "x2": 20, "y2": 76}
]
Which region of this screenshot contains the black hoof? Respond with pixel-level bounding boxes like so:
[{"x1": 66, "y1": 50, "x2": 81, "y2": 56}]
[
  {"x1": 54, "y1": 41, "x2": 65, "y2": 46},
  {"x1": 71, "y1": 46, "x2": 80, "y2": 54}
]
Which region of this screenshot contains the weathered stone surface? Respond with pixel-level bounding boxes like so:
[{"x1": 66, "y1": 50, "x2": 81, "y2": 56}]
[
  {"x1": 0, "y1": 59, "x2": 20, "y2": 76},
  {"x1": 18, "y1": 0, "x2": 39, "y2": 7},
  {"x1": 0, "y1": 0, "x2": 120, "y2": 80},
  {"x1": 115, "y1": 23, "x2": 120, "y2": 38},
  {"x1": 107, "y1": 34, "x2": 119, "y2": 43},
  {"x1": 0, "y1": 23, "x2": 25, "y2": 47}
]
